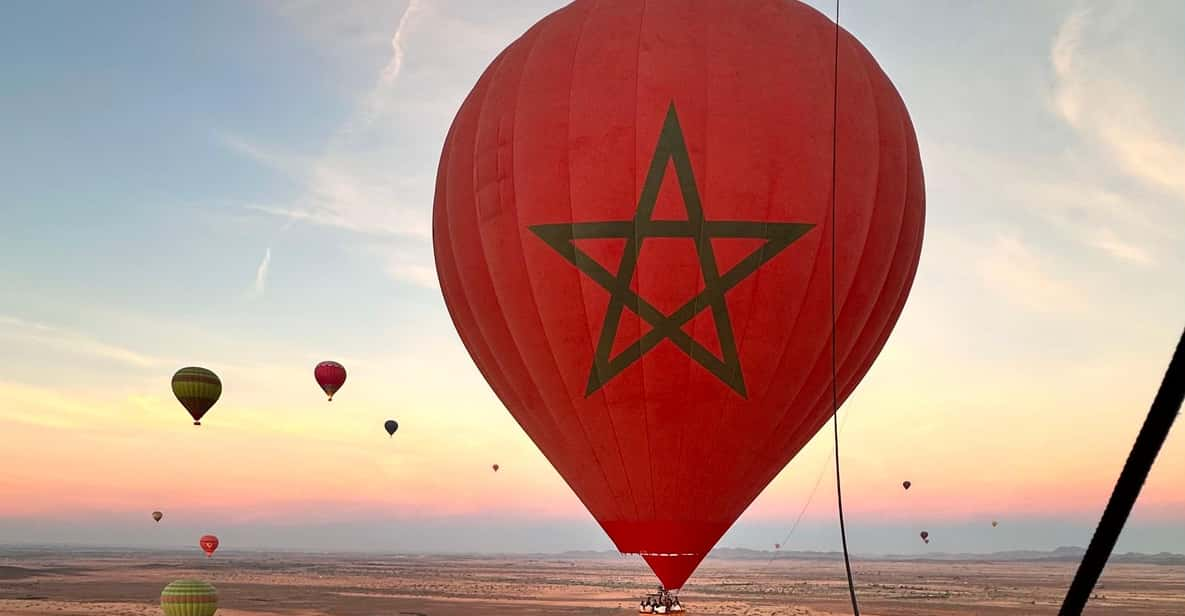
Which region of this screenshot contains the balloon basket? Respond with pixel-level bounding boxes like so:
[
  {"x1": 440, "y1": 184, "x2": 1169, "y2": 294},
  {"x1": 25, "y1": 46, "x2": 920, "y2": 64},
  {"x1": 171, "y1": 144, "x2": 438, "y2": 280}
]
[{"x1": 637, "y1": 589, "x2": 685, "y2": 614}]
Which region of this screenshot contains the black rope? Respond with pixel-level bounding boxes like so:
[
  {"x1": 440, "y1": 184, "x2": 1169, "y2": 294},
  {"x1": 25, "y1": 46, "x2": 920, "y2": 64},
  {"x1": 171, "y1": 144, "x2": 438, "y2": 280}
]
[
  {"x1": 1059, "y1": 325, "x2": 1185, "y2": 615},
  {"x1": 829, "y1": 1, "x2": 860, "y2": 614}
]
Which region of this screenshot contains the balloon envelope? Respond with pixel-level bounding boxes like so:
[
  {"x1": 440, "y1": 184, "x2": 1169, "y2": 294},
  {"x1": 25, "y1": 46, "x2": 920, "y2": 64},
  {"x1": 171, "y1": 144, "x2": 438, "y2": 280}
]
[
  {"x1": 920, "y1": 531, "x2": 929, "y2": 541},
  {"x1": 492, "y1": 464, "x2": 500, "y2": 472},
  {"x1": 152, "y1": 511, "x2": 163, "y2": 523},
  {"x1": 902, "y1": 480, "x2": 911, "y2": 490},
  {"x1": 384, "y1": 419, "x2": 399, "y2": 436},
  {"x1": 199, "y1": 535, "x2": 219, "y2": 558},
  {"x1": 172, "y1": 367, "x2": 221, "y2": 426},
  {"x1": 433, "y1": 0, "x2": 923, "y2": 590},
  {"x1": 992, "y1": 520, "x2": 999, "y2": 528},
  {"x1": 314, "y1": 361, "x2": 347, "y2": 401},
  {"x1": 161, "y1": 580, "x2": 218, "y2": 616}
]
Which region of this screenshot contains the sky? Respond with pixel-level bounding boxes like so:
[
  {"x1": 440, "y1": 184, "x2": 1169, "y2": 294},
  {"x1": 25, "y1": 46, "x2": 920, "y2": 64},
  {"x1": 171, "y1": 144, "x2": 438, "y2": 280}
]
[{"x1": 1, "y1": 0, "x2": 1183, "y2": 559}]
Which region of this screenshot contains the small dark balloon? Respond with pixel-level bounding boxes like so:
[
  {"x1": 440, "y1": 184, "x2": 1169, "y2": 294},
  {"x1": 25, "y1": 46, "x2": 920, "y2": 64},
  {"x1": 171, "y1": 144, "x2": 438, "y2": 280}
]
[
  {"x1": 492, "y1": 464, "x2": 500, "y2": 472},
  {"x1": 384, "y1": 420, "x2": 399, "y2": 437},
  {"x1": 152, "y1": 511, "x2": 163, "y2": 523},
  {"x1": 902, "y1": 480, "x2": 911, "y2": 490}
]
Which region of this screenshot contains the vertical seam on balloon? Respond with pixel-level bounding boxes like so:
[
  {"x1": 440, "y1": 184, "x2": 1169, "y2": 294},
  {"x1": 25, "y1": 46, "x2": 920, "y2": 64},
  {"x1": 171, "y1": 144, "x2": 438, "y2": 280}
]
[
  {"x1": 761, "y1": 37, "x2": 892, "y2": 476},
  {"x1": 563, "y1": 0, "x2": 638, "y2": 523},
  {"x1": 639, "y1": 0, "x2": 658, "y2": 525},
  {"x1": 748, "y1": 51, "x2": 895, "y2": 504},
  {"x1": 515, "y1": 0, "x2": 633, "y2": 522},
  {"x1": 680, "y1": 0, "x2": 713, "y2": 526},
  {"x1": 831, "y1": 50, "x2": 909, "y2": 405},
  {"x1": 725, "y1": 26, "x2": 885, "y2": 515},
  {"x1": 834, "y1": 95, "x2": 923, "y2": 421},
  {"x1": 687, "y1": 0, "x2": 720, "y2": 533},
  {"x1": 571, "y1": 0, "x2": 639, "y2": 521},
  {"x1": 746, "y1": 46, "x2": 906, "y2": 510},
  {"x1": 436, "y1": 97, "x2": 539, "y2": 460},
  {"x1": 801, "y1": 46, "x2": 917, "y2": 463},
  {"x1": 490, "y1": 14, "x2": 615, "y2": 513},
  {"x1": 831, "y1": 52, "x2": 886, "y2": 393},
  {"x1": 700, "y1": 2, "x2": 834, "y2": 519},
  {"x1": 444, "y1": 58, "x2": 526, "y2": 424},
  {"x1": 447, "y1": 46, "x2": 556, "y2": 490},
  {"x1": 634, "y1": 0, "x2": 656, "y2": 527},
  {"x1": 690, "y1": 0, "x2": 775, "y2": 521}
]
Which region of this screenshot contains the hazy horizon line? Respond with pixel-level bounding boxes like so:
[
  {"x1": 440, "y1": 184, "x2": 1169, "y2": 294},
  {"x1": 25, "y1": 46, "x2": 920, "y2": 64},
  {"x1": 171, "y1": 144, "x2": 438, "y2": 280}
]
[{"x1": 3, "y1": 541, "x2": 1182, "y2": 561}]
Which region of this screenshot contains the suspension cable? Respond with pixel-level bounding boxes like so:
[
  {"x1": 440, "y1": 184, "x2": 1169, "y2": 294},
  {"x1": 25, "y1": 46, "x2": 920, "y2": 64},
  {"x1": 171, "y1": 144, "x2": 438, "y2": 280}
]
[{"x1": 829, "y1": 0, "x2": 860, "y2": 614}]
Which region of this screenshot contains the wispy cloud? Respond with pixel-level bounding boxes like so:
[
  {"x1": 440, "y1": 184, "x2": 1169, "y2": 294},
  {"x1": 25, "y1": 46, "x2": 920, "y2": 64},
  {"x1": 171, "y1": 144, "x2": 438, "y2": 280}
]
[
  {"x1": 226, "y1": 0, "x2": 433, "y2": 253},
  {"x1": 1087, "y1": 228, "x2": 1154, "y2": 266},
  {"x1": 0, "y1": 314, "x2": 54, "y2": 332},
  {"x1": 976, "y1": 235, "x2": 1087, "y2": 315},
  {"x1": 353, "y1": 0, "x2": 423, "y2": 131},
  {"x1": 1050, "y1": 3, "x2": 1185, "y2": 201},
  {"x1": 216, "y1": 133, "x2": 310, "y2": 182},
  {"x1": 0, "y1": 314, "x2": 162, "y2": 367},
  {"x1": 369, "y1": 244, "x2": 439, "y2": 290},
  {"x1": 253, "y1": 247, "x2": 273, "y2": 296},
  {"x1": 223, "y1": 2, "x2": 560, "y2": 287}
]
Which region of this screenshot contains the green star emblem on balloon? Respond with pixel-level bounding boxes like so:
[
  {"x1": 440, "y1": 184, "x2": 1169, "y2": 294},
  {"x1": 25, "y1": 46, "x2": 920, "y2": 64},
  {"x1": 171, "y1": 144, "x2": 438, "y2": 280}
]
[{"x1": 529, "y1": 103, "x2": 815, "y2": 398}]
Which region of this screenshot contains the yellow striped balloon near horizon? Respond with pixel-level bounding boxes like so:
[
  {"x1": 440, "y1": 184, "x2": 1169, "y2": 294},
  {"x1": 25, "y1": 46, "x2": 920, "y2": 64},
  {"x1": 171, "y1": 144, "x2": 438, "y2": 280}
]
[{"x1": 160, "y1": 580, "x2": 218, "y2": 616}]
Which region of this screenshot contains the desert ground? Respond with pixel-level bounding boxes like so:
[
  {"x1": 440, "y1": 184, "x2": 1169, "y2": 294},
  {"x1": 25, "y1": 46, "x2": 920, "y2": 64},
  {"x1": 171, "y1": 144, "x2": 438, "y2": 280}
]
[{"x1": 1, "y1": 549, "x2": 1182, "y2": 615}]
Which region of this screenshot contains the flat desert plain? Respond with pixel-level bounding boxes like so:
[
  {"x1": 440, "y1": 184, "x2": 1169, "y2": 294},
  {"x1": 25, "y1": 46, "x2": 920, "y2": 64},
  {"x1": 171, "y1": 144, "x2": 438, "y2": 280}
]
[{"x1": 1, "y1": 550, "x2": 1182, "y2": 615}]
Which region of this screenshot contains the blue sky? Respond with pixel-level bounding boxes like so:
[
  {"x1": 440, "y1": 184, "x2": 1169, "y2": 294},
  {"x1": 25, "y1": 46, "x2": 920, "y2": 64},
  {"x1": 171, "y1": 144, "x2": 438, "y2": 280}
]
[{"x1": 1, "y1": 0, "x2": 1183, "y2": 557}]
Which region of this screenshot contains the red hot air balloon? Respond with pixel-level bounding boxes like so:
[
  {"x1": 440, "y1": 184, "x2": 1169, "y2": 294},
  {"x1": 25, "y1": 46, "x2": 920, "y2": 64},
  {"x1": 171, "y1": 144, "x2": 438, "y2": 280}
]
[
  {"x1": 199, "y1": 535, "x2": 219, "y2": 558},
  {"x1": 314, "y1": 361, "x2": 347, "y2": 401},
  {"x1": 492, "y1": 464, "x2": 500, "y2": 473},
  {"x1": 433, "y1": 0, "x2": 924, "y2": 591}
]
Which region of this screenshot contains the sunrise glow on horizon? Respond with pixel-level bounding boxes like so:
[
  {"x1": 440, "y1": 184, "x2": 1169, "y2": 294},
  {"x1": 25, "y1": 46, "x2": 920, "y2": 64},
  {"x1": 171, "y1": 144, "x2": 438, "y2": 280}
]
[{"x1": 2, "y1": 0, "x2": 1183, "y2": 558}]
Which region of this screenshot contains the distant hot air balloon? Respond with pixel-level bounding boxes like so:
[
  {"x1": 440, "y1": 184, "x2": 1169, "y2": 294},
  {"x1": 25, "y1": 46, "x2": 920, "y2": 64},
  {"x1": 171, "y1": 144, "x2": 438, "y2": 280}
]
[
  {"x1": 152, "y1": 511, "x2": 163, "y2": 523},
  {"x1": 314, "y1": 361, "x2": 347, "y2": 401},
  {"x1": 492, "y1": 464, "x2": 500, "y2": 473},
  {"x1": 433, "y1": 0, "x2": 924, "y2": 591},
  {"x1": 199, "y1": 535, "x2": 219, "y2": 558},
  {"x1": 992, "y1": 520, "x2": 999, "y2": 528},
  {"x1": 902, "y1": 480, "x2": 911, "y2": 490},
  {"x1": 161, "y1": 580, "x2": 218, "y2": 616},
  {"x1": 172, "y1": 367, "x2": 221, "y2": 426},
  {"x1": 774, "y1": 544, "x2": 781, "y2": 550},
  {"x1": 920, "y1": 531, "x2": 929, "y2": 543},
  {"x1": 384, "y1": 419, "x2": 399, "y2": 437}
]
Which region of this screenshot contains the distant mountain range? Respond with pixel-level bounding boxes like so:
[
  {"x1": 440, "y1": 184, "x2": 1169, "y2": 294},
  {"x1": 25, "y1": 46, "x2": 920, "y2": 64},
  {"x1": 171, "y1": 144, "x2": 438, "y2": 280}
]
[
  {"x1": 709, "y1": 546, "x2": 1185, "y2": 565},
  {"x1": 4, "y1": 544, "x2": 1183, "y2": 565},
  {"x1": 540, "y1": 546, "x2": 1185, "y2": 565}
]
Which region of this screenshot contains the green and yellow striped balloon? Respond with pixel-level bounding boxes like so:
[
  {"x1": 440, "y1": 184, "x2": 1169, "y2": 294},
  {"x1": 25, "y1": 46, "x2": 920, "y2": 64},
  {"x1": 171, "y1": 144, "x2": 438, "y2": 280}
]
[
  {"x1": 171, "y1": 367, "x2": 222, "y2": 426},
  {"x1": 160, "y1": 579, "x2": 218, "y2": 616}
]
